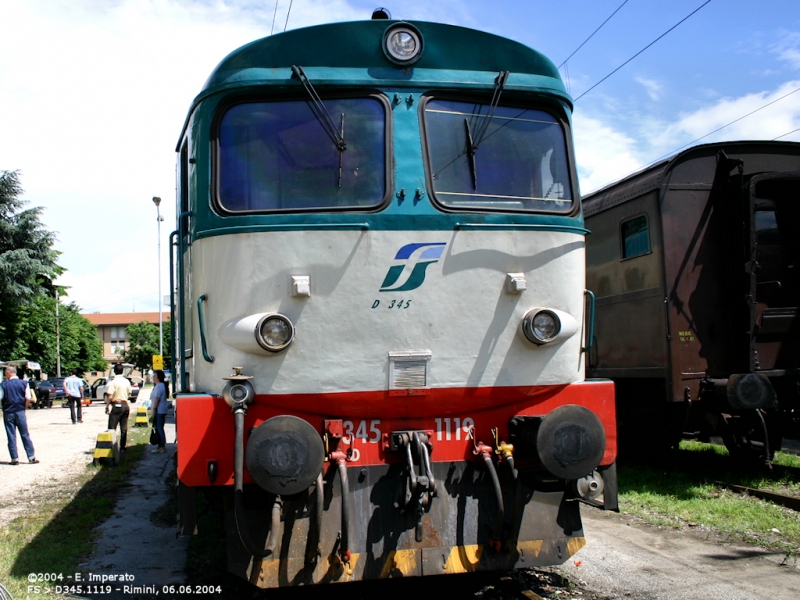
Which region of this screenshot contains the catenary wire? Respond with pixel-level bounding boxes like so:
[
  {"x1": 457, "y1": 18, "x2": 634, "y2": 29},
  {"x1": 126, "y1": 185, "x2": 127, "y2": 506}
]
[
  {"x1": 558, "y1": 0, "x2": 630, "y2": 69},
  {"x1": 583, "y1": 84, "x2": 800, "y2": 196},
  {"x1": 773, "y1": 127, "x2": 800, "y2": 141},
  {"x1": 644, "y1": 85, "x2": 800, "y2": 165},
  {"x1": 271, "y1": 0, "x2": 280, "y2": 35},
  {"x1": 284, "y1": 0, "x2": 293, "y2": 32},
  {"x1": 574, "y1": 0, "x2": 712, "y2": 102}
]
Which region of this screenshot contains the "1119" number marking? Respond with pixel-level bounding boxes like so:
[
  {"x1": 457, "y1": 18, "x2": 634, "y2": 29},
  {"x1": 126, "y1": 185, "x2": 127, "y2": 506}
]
[{"x1": 434, "y1": 417, "x2": 474, "y2": 441}]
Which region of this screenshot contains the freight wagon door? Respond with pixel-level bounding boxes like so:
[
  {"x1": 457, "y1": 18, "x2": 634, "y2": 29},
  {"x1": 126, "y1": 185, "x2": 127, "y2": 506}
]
[
  {"x1": 661, "y1": 154, "x2": 750, "y2": 403},
  {"x1": 749, "y1": 173, "x2": 800, "y2": 372}
]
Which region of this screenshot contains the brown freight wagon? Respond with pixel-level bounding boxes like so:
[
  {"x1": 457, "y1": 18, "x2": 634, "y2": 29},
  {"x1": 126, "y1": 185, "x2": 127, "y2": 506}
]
[{"x1": 583, "y1": 141, "x2": 800, "y2": 462}]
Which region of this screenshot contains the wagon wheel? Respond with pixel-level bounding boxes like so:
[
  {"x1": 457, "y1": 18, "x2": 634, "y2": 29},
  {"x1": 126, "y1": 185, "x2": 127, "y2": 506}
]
[{"x1": 720, "y1": 409, "x2": 783, "y2": 464}]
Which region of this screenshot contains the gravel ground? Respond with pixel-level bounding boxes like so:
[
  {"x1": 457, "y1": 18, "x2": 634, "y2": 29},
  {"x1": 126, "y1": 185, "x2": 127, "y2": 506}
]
[{"x1": 0, "y1": 400, "x2": 109, "y2": 526}]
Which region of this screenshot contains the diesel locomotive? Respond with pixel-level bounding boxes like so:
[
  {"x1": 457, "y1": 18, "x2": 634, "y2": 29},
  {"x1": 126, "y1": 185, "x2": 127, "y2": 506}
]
[
  {"x1": 171, "y1": 11, "x2": 617, "y2": 588},
  {"x1": 584, "y1": 141, "x2": 800, "y2": 462}
]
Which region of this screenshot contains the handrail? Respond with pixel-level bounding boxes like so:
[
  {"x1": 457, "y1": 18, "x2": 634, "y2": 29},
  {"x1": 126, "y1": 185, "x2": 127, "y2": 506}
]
[
  {"x1": 197, "y1": 294, "x2": 214, "y2": 363},
  {"x1": 583, "y1": 289, "x2": 596, "y2": 353},
  {"x1": 168, "y1": 230, "x2": 178, "y2": 397},
  {"x1": 177, "y1": 210, "x2": 193, "y2": 392}
]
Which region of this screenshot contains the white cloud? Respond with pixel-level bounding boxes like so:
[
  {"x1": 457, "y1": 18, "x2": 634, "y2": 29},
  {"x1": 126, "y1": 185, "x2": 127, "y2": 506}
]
[
  {"x1": 656, "y1": 80, "x2": 800, "y2": 149},
  {"x1": 573, "y1": 114, "x2": 644, "y2": 194},
  {"x1": 772, "y1": 31, "x2": 800, "y2": 69},
  {"x1": 574, "y1": 79, "x2": 800, "y2": 195},
  {"x1": 0, "y1": 0, "x2": 366, "y2": 313},
  {"x1": 635, "y1": 76, "x2": 662, "y2": 101}
]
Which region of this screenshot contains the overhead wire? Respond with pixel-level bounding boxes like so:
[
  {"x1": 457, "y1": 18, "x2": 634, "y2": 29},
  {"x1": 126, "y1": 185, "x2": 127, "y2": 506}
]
[
  {"x1": 583, "y1": 84, "x2": 800, "y2": 196},
  {"x1": 773, "y1": 126, "x2": 800, "y2": 141},
  {"x1": 558, "y1": 0, "x2": 630, "y2": 69},
  {"x1": 270, "y1": 0, "x2": 280, "y2": 35},
  {"x1": 284, "y1": 0, "x2": 293, "y2": 32},
  {"x1": 574, "y1": 0, "x2": 712, "y2": 102},
  {"x1": 645, "y1": 84, "x2": 800, "y2": 165}
]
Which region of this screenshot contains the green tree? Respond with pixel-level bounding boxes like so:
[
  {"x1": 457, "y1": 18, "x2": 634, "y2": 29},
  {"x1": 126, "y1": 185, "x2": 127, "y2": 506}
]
[
  {"x1": 11, "y1": 295, "x2": 106, "y2": 375},
  {"x1": 122, "y1": 321, "x2": 161, "y2": 374},
  {"x1": 0, "y1": 170, "x2": 63, "y2": 358}
]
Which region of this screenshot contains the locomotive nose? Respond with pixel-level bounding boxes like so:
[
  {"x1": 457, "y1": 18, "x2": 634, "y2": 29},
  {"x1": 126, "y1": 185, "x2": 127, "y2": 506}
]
[
  {"x1": 535, "y1": 404, "x2": 606, "y2": 480},
  {"x1": 245, "y1": 415, "x2": 325, "y2": 495}
]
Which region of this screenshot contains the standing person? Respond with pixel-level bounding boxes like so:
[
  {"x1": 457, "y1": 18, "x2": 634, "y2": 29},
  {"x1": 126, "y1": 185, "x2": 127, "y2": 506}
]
[
  {"x1": 2, "y1": 366, "x2": 39, "y2": 465},
  {"x1": 150, "y1": 370, "x2": 168, "y2": 454},
  {"x1": 63, "y1": 368, "x2": 84, "y2": 424},
  {"x1": 104, "y1": 364, "x2": 133, "y2": 453}
]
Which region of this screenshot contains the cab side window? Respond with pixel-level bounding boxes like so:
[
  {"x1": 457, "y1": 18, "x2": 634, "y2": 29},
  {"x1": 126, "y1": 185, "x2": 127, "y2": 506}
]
[{"x1": 621, "y1": 215, "x2": 650, "y2": 259}]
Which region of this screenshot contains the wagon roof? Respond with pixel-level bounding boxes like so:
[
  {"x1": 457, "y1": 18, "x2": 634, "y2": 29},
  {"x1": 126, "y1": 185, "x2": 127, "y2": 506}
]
[{"x1": 582, "y1": 140, "x2": 800, "y2": 217}]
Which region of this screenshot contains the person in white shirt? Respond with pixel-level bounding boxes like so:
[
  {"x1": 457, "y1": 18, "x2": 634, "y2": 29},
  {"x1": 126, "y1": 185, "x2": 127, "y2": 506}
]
[{"x1": 63, "y1": 368, "x2": 84, "y2": 424}]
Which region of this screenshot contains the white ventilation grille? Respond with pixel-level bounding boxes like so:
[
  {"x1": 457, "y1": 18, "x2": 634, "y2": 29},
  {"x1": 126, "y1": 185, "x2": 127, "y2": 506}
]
[
  {"x1": 392, "y1": 361, "x2": 427, "y2": 388},
  {"x1": 388, "y1": 351, "x2": 431, "y2": 390}
]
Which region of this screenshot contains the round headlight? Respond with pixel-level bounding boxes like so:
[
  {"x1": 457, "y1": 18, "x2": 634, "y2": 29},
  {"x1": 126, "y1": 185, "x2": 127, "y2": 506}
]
[
  {"x1": 522, "y1": 309, "x2": 561, "y2": 345},
  {"x1": 383, "y1": 25, "x2": 423, "y2": 65},
  {"x1": 255, "y1": 314, "x2": 294, "y2": 352}
]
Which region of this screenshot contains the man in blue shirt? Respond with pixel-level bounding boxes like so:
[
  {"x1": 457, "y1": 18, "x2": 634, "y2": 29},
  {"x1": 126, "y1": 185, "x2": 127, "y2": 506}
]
[
  {"x1": 63, "y1": 368, "x2": 84, "y2": 424},
  {"x1": 2, "y1": 366, "x2": 39, "y2": 465}
]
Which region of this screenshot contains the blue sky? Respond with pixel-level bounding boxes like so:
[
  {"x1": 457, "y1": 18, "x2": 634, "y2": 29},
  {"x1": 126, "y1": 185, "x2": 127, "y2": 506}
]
[{"x1": 1, "y1": 0, "x2": 798, "y2": 314}]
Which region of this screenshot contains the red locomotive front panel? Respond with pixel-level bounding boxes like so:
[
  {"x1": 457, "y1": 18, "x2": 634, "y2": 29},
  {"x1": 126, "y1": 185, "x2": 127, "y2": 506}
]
[{"x1": 176, "y1": 381, "x2": 616, "y2": 584}]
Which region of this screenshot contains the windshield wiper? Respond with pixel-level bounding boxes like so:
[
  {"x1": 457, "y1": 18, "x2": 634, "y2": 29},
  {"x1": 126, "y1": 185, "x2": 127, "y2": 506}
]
[
  {"x1": 464, "y1": 118, "x2": 478, "y2": 190},
  {"x1": 468, "y1": 70, "x2": 510, "y2": 155},
  {"x1": 291, "y1": 65, "x2": 347, "y2": 187},
  {"x1": 463, "y1": 70, "x2": 509, "y2": 191}
]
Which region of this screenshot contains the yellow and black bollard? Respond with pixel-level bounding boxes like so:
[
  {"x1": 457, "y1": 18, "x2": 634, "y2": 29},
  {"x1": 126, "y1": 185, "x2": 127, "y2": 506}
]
[
  {"x1": 92, "y1": 430, "x2": 119, "y2": 466},
  {"x1": 134, "y1": 405, "x2": 149, "y2": 427}
]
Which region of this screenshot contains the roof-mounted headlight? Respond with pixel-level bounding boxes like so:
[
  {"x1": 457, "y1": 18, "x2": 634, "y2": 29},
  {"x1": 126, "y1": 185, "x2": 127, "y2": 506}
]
[
  {"x1": 383, "y1": 24, "x2": 423, "y2": 65},
  {"x1": 256, "y1": 314, "x2": 294, "y2": 353}
]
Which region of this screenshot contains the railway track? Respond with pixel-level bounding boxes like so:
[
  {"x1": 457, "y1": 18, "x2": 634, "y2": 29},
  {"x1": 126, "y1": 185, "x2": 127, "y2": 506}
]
[{"x1": 713, "y1": 480, "x2": 800, "y2": 512}]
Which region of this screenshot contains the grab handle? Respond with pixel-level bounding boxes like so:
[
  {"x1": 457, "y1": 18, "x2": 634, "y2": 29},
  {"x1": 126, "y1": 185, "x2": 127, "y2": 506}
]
[
  {"x1": 197, "y1": 294, "x2": 214, "y2": 363},
  {"x1": 583, "y1": 289, "x2": 596, "y2": 353}
]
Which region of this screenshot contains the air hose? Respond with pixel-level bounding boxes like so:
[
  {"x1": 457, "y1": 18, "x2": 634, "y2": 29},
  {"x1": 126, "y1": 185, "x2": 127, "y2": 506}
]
[
  {"x1": 336, "y1": 460, "x2": 352, "y2": 562},
  {"x1": 233, "y1": 404, "x2": 280, "y2": 558},
  {"x1": 481, "y1": 453, "x2": 505, "y2": 544}
]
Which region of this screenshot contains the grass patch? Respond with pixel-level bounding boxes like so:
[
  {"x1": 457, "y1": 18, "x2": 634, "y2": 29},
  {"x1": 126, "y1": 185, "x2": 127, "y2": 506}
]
[
  {"x1": 618, "y1": 441, "x2": 800, "y2": 560},
  {"x1": 0, "y1": 426, "x2": 149, "y2": 600}
]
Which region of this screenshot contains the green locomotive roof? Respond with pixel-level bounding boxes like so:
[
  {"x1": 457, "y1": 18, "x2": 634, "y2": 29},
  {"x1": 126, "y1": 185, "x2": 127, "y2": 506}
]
[{"x1": 201, "y1": 19, "x2": 564, "y2": 93}]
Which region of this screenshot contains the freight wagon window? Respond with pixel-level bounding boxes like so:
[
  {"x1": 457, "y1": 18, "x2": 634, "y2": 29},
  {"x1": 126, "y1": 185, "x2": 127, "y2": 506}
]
[
  {"x1": 217, "y1": 97, "x2": 386, "y2": 212},
  {"x1": 423, "y1": 99, "x2": 573, "y2": 213},
  {"x1": 621, "y1": 215, "x2": 650, "y2": 259}
]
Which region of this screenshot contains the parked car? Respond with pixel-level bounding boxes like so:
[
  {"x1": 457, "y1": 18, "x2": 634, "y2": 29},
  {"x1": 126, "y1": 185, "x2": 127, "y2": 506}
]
[
  {"x1": 48, "y1": 378, "x2": 67, "y2": 401},
  {"x1": 89, "y1": 376, "x2": 143, "y2": 402},
  {"x1": 33, "y1": 380, "x2": 54, "y2": 409}
]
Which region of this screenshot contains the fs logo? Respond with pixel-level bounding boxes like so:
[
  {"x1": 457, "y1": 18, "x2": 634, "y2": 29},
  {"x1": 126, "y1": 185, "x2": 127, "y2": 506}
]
[{"x1": 379, "y1": 242, "x2": 447, "y2": 292}]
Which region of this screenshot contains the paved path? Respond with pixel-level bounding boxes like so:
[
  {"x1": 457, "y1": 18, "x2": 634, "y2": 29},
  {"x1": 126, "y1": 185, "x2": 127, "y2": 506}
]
[
  {"x1": 80, "y1": 388, "x2": 189, "y2": 596},
  {"x1": 560, "y1": 508, "x2": 800, "y2": 600}
]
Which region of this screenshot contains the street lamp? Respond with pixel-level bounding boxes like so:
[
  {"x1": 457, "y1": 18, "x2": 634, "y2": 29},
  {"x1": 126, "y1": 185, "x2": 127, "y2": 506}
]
[{"x1": 153, "y1": 196, "x2": 164, "y2": 357}]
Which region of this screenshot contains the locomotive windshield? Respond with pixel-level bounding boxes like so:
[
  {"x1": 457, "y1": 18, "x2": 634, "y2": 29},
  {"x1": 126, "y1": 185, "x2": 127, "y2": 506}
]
[
  {"x1": 216, "y1": 97, "x2": 387, "y2": 212},
  {"x1": 423, "y1": 99, "x2": 574, "y2": 212}
]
